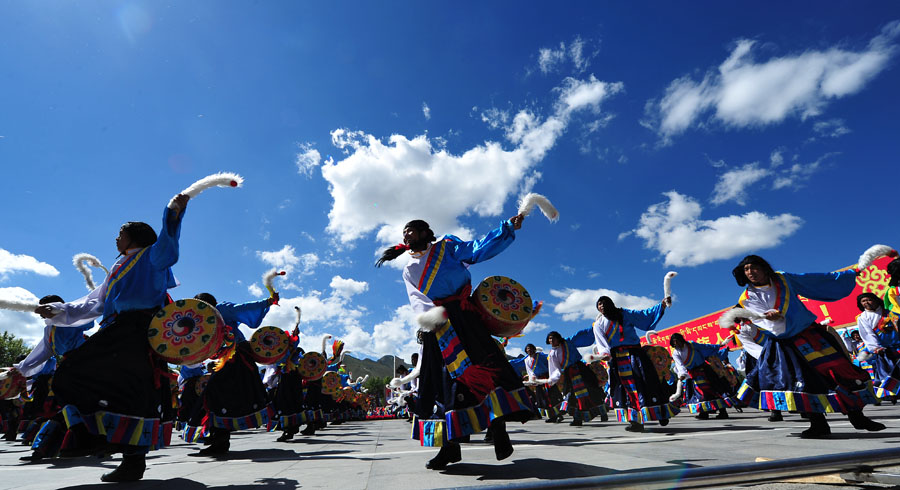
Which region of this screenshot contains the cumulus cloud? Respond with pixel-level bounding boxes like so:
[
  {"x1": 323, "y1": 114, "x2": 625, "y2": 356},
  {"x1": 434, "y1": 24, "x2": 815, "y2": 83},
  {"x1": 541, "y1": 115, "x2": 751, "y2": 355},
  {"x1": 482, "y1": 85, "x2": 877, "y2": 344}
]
[
  {"x1": 631, "y1": 191, "x2": 804, "y2": 267},
  {"x1": 295, "y1": 142, "x2": 322, "y2": 177},
  {"x1": 257, "y1": 245, "x2": 319, "y2": 276},
  {"x1": 320, "y1": 75, "x2": 623, "y2": 249},
  {"x1": 255, "y1": 279, "x2": 419, "y2": 360},
  {"x1": 0, "y1": 287, "x2": 45, "y2": 344},
  {"x1": 0, "y1": 249, "x2": 59, "y2": 281},
  {"x1": 710, "y1": 162, "x2": 772, "y2": 205},
  {"x1": 646, "y1": 21, "x2": 900, "y2": 141},
  {"x1": 247, "y1": 283, "x2": 264, "y2": 298},
  {"x1": 550, "y1": 288, "x2": 658, "y2": 322}
]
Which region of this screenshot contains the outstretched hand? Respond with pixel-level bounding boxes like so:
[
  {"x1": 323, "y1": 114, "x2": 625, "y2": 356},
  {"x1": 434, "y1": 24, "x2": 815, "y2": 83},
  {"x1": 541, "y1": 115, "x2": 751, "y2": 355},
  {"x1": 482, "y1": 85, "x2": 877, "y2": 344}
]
[
  {"x1": 170, "y1": 193, "x2": 190, "y2": 215},
  {"x1": 34, "y1": 305, "x2": 55, "y2": 319},
  {"x1": 509, "y1": 214, "x2": 524, "y2": 230},
  {"x1": 269, "y1": 292, "x2": 280, "y2": 305}
]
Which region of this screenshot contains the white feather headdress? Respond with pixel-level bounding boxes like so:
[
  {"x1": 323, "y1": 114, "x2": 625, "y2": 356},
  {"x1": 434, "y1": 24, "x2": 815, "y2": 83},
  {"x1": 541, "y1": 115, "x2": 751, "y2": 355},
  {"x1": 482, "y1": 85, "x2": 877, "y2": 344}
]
[
  {"x1": 73, "y1": 253, "x2": 108, "y2": 291},
  {"x1": 857, "y1": 244, "x2": 895, "y2": 271},
  {"x1": 517, "y1": 193, "x2": 559, "y2": 223},
  {"x1": 168, "y1": 172, "x2": 244, "y2": 209}
]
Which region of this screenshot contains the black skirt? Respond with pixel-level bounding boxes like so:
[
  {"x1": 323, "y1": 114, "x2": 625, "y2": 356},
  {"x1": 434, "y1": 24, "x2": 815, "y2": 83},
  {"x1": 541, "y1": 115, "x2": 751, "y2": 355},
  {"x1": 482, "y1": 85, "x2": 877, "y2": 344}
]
[{"x1": 201, "y1": 342, "x2": 268, "y2": 429}]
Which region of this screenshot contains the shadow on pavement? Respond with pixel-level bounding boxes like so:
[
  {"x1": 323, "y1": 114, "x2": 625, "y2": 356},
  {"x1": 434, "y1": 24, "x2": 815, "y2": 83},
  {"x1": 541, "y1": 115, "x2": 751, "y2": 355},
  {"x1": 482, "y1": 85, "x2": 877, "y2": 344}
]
[
  {"x1": 59, "y1": 477, "x2": 299, "y2": 489},
  {"x1": 442, "y1": 457, "x2": 614, "y2": 481}
]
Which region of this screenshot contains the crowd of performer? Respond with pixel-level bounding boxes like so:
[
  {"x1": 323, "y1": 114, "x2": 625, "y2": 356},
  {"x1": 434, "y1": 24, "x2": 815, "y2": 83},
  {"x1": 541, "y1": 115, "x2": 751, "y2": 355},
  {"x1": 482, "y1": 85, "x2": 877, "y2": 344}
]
[{"x1": 1, "y1": 178, "x2": 898, "y2": 482}]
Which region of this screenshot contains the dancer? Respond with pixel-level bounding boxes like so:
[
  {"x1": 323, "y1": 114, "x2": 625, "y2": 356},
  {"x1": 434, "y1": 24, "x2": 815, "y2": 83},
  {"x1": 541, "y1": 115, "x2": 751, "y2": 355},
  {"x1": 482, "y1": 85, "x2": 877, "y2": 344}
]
[
  {"x1": 733, "y1": 314, "x2": 782, "y2": 421},
  {"x1": 886, "y1": 258, "x2": 900, "y2": 325},
  {"x1": 379, "y1": 217, "x2": 534, "y2": 470},
  {"x1": 189, "y1": 290, "x2": 277, "y2": 455},
  {"x1": 12, "y1": 295, "x2": 93, "y2": 460},
  {"x1": 670, "y1": 334, "x2": 737, "y2": 420},
  {"x1": 272, "y1": 309, "x2": 306, "y2": 442},
  {"x1": 855, "y1": 292, "x2": 900, "y2": 401},
  {"x1": 732, "y1": 254, "x2": 884, "y2": 438},
  {"x1": 520, "y1": 344, "x2": 563, "y2": 423},
  {"x1": 591, "y1": 294, "x2": 675, "y2": 432},
  {"x1": 538, "y1": 331, "x2": 607, "y2": 426},
  {"x1": 32, "y1": 193, "x2": 189, "y2": 481}
]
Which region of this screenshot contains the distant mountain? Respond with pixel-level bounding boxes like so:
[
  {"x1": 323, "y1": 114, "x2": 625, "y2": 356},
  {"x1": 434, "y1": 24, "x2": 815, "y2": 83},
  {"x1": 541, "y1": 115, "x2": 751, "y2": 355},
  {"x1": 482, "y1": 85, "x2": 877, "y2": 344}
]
[{"x1": 341, "y1": 354, "x2": 410, "y2": 380}]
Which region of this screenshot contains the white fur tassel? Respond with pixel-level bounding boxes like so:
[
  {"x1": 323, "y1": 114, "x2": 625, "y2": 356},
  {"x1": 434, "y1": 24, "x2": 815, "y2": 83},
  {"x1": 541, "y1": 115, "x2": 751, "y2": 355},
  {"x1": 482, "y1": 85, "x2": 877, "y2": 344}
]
[
  {"x1": 517, "y1": 193, "x2": 559, "y2": 223},
  {"x1": 535, "y1": 346, "x2": 544, "y2": 353},
  {"x1": 73, "y1": 253, "x2": 108, "y2": 291},
  {"x1": 644, "y1": 330, "x2": 659, "y2": 345},
  {"x1": 858, "y1": 244, "x2": 895, "y2": 271},
  {"x1": 168, "y1": 172, "x2": 244, "y2": 209},
  {"x1": 321, "y1": 334, "x2": 332, "y2": 355},
  {"x1": 582, "y1": 353, "x2": 608, "y2": 364},
  {"x1": 417, "y1": 306, "x2": 448, "y2": 332},
  {"x1": 264, "y1": 269, "x2": 286, "y2": 292},
  {"x1": 294, "y1": 306, "x2": 302, "y2": 329},
  {"x1": 0, "y1": 298, "x2": 40, "y2": 313},
  {"x1": 857, "y1": 351, "x2": 872, "y2": 363},
  {"x1": 717, "y1": 308, "x2": 765, "y2": 330},
  {"x1": 663, "y1": 271, "x2": 677, "y2": 303},
  {"x1": 669, "y1": 379, "x2": 684, "y2": 403}
]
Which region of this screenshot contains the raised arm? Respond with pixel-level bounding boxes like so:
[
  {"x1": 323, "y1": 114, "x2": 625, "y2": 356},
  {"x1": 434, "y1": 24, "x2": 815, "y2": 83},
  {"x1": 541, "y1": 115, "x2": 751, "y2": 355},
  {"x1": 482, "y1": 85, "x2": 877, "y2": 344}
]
[{"x1": 450, "y1": 219, "x2": 517, "y2": 265}]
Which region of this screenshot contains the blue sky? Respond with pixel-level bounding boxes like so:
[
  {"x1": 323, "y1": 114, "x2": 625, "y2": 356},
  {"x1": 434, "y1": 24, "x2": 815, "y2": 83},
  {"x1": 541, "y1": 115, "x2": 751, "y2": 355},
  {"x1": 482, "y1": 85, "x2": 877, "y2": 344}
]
[{"x1": 2, "y1": 2, "x2": 898, "y2": 362}]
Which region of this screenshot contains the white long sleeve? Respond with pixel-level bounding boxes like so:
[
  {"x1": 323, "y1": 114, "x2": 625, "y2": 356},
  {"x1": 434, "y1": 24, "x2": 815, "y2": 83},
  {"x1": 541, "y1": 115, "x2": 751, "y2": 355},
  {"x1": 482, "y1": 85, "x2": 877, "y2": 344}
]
[
  {"x1": 547, "y1": 347, "x2": 563, "y2": 384},
  {"x1": 737, "y1": 323, "x2": 764, "y2": 359},
  {"x1": 402, "y1": 268, "x2": 436, "y2": 315},
  {"x1": 13, "y1": 324, "x2": 53, "y2": 378},
  {"x1": 857, "y1": 309, "x2": 885, "y2": 351},
  {"x1": 671, "y1": 345, "x2": 689, "y2": 377},
  {"x1": 591, "y1": 316, "x2": 612, "y2": 358},
  {"x1": 741, "y1": 284, "x2": 786, "y2": 335}
]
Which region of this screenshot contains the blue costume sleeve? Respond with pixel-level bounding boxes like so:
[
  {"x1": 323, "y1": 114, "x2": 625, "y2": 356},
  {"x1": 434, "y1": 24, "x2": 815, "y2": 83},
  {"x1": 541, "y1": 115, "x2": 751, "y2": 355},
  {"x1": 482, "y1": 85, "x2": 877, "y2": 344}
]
[
  {"x1": 508, "y1": 357, "x2": 527, "y2": 376},
  {"x1": 535, "y1": 352, "x2": 550, "y2": 377},
  {"x1": 692, "y1": 342, "x2": 722, "y2": 360},
  {"x1": 623, "y1": 302, "x2": 667, "y2": 331},
  {"x1": 782, "y1": 270, "x2": 857, "y2": 302},
  {"x1": 216, "y1": 299, "x2": 271, "y2": 329},
  {"x1": 448, "y1": 220, "x2": 516, "y2": 265},
  {"x1": 568, "y1": 327, "x2": 595, "y2": 348},
  {"x1": 149, "y1": 207, "x2": 185, "y2": 271}
]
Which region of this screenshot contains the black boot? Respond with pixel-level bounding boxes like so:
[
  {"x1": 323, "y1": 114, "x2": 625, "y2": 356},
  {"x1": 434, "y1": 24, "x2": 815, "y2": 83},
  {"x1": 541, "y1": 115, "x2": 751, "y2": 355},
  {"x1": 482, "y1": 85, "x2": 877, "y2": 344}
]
[
  {"x1": 768, "y1": 410, "x2": 783, "y2": 422},
  {"x1": 425, "y1": 442, "x2": 461, "y2": 470},
  {"x1": 491, "y1": 420, "x2": 513, "y2": 461},
  {"x1": 696, "y1": 411, "x2": 709, "y2": 420},
  {"x1": 483, "y1": 425, "x2": 493, "y2": 443},
  {"x1": 800, "y1": 413, "x2": 831, "y2": 439},
  {"x1": 300, "y1": 423, "x2": 316, "y2": 436},
  {"x1": 715, "y1": 408, "x2": 729, "y2": 419},
  {"x1": 848, "y1": 410, "x2": 886, "y2": 432},
  {"x1": 198, "y1": 430, "x2": 230, "y2": 456},
  {"x1": 276, "y1": 431, "x2": 293, "y2": 442},
  {"x1": 19, "y1": 450, "x2": 46, "y2": 463},
  {"x1": 100, "y1": 454, "x2": 146, "y2": 482},
  {"x1": 625, "y1": 421, "x2": 644, "y2": 432},
  {"x1": 659, "y1": 418, "x2": 669, "y2": 427}
]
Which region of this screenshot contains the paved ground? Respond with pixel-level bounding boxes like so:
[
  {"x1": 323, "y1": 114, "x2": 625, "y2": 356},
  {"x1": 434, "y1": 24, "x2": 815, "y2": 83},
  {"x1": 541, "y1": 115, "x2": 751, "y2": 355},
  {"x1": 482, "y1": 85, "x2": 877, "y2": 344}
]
[{"x1": 2, "y1": 405, "x2": 900, "y2": 489}]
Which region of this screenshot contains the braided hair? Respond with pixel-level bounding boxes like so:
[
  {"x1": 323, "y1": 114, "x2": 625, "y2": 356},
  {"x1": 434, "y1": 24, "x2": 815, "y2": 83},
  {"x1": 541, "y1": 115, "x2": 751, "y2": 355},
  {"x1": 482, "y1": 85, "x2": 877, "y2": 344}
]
[{"x1": 375, "y1": 220, "x2": 435, "y2": 267}]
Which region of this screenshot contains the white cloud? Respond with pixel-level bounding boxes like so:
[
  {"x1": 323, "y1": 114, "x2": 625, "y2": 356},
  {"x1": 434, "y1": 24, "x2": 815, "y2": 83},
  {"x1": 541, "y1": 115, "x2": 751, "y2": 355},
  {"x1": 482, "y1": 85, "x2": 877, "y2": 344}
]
[
  {"x1": 480, "y1": 107, "x2": 510, "y2": 129},
  {"x1": 247, "y1": 283, "x2": 264, "y2": 298},
  {"x1": 537, "y1": 36, "x2": 597, "y2": 74},
  {"x1": 522, "y1": 320, "x2": 550, "y2": 335},
  {"x1": 422, "y1": 102, "x2": 431, "y2": 120},
  {"x1": 295, "y1": 142, "x2": 322, "y2": 177},
  {"x1": 631, "y1": 191, "x2": 804, "y2": 267},
  {"x1": 710, "y1": 162, "x2": 772, "y2": 205},
  {"x1": 550, "y1": 288, "x2": 658, "y2": 322},
  {"x1": 771, "y1": 153, "x2": 836, "y2": 190},
  {"x1": 769, "y1": 150, "x2": 784, "y2": 168},
  {"x1": 538, "y1": 42, "x2": 567, "y2": 73},
  {"x1": 647, "y1": 21, "x2": 900, "y2": 140},
  {"x1": 321, "y1": 76, "x2": 623, "y2": 248},
  {"x1": 329, "y1": 275, "x2": 368, "y2": 298},
  {"x1": 812, "y1": 118, "x2": 851, "y2": 138},
  {"x1": 0, "y1": 249, "x2": 59, "y2": 281},
  {"x1": 559, "y1": 265, "x2": 576, "y2": 275},
  {"x1": 256, "y1": 245, "x2": 319, "y2": 276},
  {"x1": 0, "y1": 287, "x2": 45, "y2": 345}
]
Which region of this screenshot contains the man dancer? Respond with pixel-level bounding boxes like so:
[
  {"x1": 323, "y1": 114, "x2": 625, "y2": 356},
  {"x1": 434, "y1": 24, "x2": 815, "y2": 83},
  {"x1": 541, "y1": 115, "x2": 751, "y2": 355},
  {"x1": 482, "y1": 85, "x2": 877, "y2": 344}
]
[
  {"x1": 733, "y1": 255, "x2": 883, "y2": 438},
  {"x1": 378, "y1": 217, "x2": 534, "y2": 470}
]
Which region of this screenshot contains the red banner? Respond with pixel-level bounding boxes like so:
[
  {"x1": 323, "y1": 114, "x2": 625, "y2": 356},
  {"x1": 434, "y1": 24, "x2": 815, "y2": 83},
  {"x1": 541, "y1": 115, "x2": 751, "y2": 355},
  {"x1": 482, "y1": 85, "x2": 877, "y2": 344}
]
[{"x1": 643, "y1": 255, "x2": 896, "y2": 350}]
